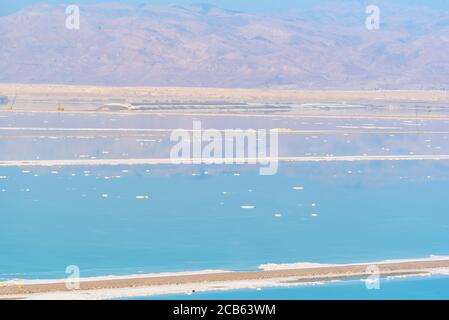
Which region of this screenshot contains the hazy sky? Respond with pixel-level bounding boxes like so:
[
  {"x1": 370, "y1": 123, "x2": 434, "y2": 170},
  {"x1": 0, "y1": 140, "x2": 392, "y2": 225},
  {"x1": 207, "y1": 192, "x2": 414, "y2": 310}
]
[{"x1": 1, "y1": 0, "x2": 449, "y2": 15}]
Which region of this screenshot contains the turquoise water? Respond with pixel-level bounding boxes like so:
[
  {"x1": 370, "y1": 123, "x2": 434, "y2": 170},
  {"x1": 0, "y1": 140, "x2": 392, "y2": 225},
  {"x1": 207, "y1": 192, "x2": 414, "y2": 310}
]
[
  {"x1": 142, "y1": 276, "x2": 449, "y2": 300},
  {"x1": 1, "y1": 161, "x2": 449, "y2": 283}
]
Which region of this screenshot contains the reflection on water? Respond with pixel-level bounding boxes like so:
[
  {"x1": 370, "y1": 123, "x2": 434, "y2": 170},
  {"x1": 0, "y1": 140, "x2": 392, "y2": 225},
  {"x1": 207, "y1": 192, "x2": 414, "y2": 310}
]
[
  {"x1": 0, "y1": 112, "x2": 449, "y2": 161},
  {"x1": 1, "y1": 110, "x2": 449, "y2": 303}
]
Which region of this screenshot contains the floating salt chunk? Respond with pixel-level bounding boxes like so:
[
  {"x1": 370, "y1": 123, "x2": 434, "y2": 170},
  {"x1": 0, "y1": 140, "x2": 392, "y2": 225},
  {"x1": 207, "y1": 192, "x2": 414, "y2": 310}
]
[
  {"x1": 222, "y1": 192, "x2": 228, "y2": 195},
  {"x1": 71, "y1": 173, "x2": 77, "y2": 177},
  {"x1": 136, "y1": 195, "x2": 149, "y2": 200},
  {"x1": 102, "y1": 151, "x2": 110, "y2": 155},
  {"x1": 204, "y1": 171, "x2": 209, "y2": 175},
  {"x1": 233, "y1": 173, "x2": 241, "y2": 176},
  {"x1": 274, "y1": 214, "x2": 282, "y2": 218},
  {"x1": 1, "y1": 189, "x2": 6, "y2": 192},
  {"x1": 348, "y1": 171, "x2": 353, "y2": 174},
  {"x1": 0, "y1": 176, "x2": 7, "y2": 179},
  {"x1": 122, "y1": 170, "x2": 129, "y2": 173},
  {"x1": 256, "y1": 288, "x2": 262, "y2": 291},
  {"x1": 241, "y1": 205, "x2": 256, "y2": 209},
  {"x1": 101, "y1": 194, "x2": 108, "y2": 198},
  {"x1": 33, "y1": 174, "x2": 39, "y2": 177},
  {"x1": 292, "y1": 186, "x2": 304, "y2": 190},
  {"x1": 192, "y1": 173, "x2": 200, "y2": 176},
  {"x1": 22, "y1": 170, "x2": 31, "y2": 174},
  {"x1": 311, "y1": 203, "x2": 317, "y2": 207},
  {"x1": 51, "y1": 171, "x2": 58, "y2": 174},
  {"x1": 311, "y1": 214, "x2": 319, "y2": 217}
]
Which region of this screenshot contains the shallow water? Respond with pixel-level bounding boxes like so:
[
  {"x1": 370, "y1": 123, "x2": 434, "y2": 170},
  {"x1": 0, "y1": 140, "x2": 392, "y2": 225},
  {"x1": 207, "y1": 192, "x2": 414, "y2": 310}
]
[
  {"x1": 2, "y1": 111, "x2": 449, "y2": 300},
  {"x1": 1, "y1": 112, "x2": 449, "y2": 161},
  {"x1": 141, "y1": 276, "x2": 449, "y2": 300},
  {"x1": 1, "y1": 161, "x2": 449, "y2": 280}
]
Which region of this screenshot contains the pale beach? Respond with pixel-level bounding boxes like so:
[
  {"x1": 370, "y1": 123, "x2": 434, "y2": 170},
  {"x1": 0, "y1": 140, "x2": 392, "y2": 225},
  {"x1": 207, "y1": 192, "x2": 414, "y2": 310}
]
[{"x1": 2, "y1": 257, "x2": 449, "y2": 300}]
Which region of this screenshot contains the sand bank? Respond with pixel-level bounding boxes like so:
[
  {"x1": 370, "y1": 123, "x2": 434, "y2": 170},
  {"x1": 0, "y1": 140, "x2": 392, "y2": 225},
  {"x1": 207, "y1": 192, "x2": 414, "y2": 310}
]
[
  {"x1": 3, "y1": 109, "x2": 449, "y2": 121},
  {"x1": 1, "y1": 155, "x2": 449, "y2": 167},
  {"x1": 2, "y1": 127, "x2": 449, "y2": 137},
  {"x1": 1, "y1": 257, "x2": 449, "y2": 300}
]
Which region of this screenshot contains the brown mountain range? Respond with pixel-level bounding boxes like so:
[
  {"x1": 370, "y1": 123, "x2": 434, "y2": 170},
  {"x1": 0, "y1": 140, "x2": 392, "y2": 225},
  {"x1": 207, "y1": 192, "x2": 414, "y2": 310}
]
[{"x1": 0, "y1": 1, "x2": 449, "y2": 89}]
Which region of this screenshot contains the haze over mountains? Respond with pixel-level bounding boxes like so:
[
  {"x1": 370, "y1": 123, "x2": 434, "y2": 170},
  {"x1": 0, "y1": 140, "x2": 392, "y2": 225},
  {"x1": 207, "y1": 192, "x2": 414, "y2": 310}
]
[{"x1": 1, "y1": 1, "x2": 449, "y2": 89}]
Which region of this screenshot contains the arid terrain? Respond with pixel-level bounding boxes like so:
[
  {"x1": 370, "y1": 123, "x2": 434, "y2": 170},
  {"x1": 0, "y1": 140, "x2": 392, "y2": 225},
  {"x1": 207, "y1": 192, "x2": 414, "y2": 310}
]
[
  {"x1": 1, "y1": 84, "x2": 449, "y2": 118},
  {"x1": 1, "y1": 1, "x2": 449, "y2": 89}
]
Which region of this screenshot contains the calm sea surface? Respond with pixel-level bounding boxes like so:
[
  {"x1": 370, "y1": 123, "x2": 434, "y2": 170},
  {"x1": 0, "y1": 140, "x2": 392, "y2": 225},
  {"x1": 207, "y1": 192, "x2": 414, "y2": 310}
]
[{"x1": 1, "y1": 161, "x2": 448, "y2": 281}]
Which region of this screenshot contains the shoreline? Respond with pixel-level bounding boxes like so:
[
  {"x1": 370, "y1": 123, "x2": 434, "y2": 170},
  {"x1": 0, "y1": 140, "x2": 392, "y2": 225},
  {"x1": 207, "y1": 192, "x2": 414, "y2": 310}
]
[
  {"x1": 3, "y1": 83, "x2": 449, "y2": 120},
  {"x1": 1, "y1": 257, "x2": 449, "y2": 300},
  {"x1": 1, "y1": 155, "x2": 449, "y2": 167},
  {"x1": 2, "y1": 109, "x2": 449, "y2": 122},
  {"x1": 2, "y1": 127, "x2": 449, "y2": 136}
]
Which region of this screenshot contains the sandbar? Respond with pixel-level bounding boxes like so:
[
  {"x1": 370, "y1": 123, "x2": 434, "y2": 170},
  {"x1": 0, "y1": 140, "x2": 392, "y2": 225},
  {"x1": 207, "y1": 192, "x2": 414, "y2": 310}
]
[{"x1": 1, "y1": 257, "x2": 449, "y2": 300}]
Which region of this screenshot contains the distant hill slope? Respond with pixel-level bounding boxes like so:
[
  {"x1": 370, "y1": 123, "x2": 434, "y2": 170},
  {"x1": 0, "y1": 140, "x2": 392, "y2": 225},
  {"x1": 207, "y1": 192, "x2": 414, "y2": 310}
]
[{"x1": 0, "y1": 1, "x2": 448, "y2": 89}]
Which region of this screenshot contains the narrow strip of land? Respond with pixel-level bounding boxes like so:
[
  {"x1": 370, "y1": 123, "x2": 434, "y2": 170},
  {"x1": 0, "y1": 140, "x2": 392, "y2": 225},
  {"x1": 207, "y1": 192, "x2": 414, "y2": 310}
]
[
  {"x1": 2, "y1": 110, "x2": 449, "y2": 121},
  {"x1": 1, "y1": 155, "x2": 449, "y2": 167},
  {"x1": 2, "y1": 127, "x2": 449, "y2": 137},
  {"x1": 1, "y1": 259, "x2": 448, "y2": 300}
]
